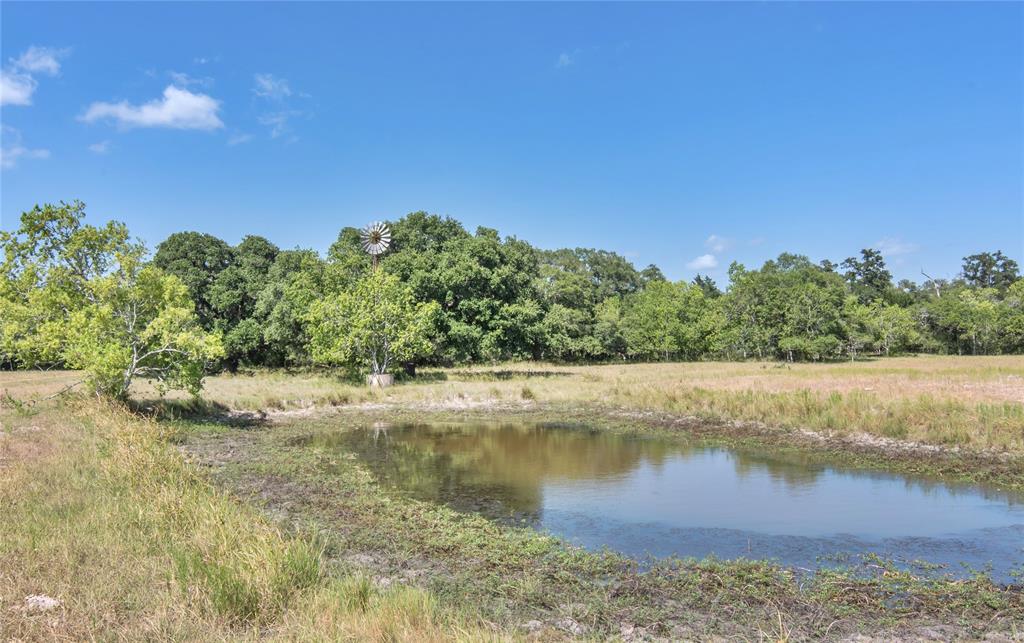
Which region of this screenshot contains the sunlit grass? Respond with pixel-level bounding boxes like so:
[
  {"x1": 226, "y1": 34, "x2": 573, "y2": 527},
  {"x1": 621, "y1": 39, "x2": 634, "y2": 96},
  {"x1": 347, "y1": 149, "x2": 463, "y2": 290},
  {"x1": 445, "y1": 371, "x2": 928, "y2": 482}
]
[
  {"x1": 169, "y1": 356, "x2": 1024, "y2": 453},
  {"x1": 0, "y1": 400, "x2": 493, "y2": 640},
  {"x1": 2, "y1": 365, "x2": 1021, "y2": 639},
  {"x1": 3, "y1": 355, "x2": 1023, "y2": 453}
]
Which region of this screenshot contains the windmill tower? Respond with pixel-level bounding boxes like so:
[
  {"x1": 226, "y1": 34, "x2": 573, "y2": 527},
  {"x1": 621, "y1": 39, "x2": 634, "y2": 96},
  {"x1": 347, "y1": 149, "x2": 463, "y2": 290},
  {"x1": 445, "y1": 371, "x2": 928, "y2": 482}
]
[{"x1": 359, "y1": 221, "x2": 395, "y2": 388}]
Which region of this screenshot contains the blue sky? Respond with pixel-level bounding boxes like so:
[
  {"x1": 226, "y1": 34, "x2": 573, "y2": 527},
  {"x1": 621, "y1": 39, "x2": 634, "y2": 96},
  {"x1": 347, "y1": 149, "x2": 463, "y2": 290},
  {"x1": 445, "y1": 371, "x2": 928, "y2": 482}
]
[{"x1": 2, "y1": 2, "x2": 1021, "y2": 283}]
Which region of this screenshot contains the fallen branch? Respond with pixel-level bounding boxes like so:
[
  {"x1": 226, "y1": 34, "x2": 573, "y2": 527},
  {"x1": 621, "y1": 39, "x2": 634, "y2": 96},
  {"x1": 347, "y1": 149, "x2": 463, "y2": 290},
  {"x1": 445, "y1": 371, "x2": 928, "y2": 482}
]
[
  {"x1": 39, "y1": 379, "x2": 83, "y2": 401},
  {"x1": 1, "y1": 380, "x2": 83, "y2": 410}
]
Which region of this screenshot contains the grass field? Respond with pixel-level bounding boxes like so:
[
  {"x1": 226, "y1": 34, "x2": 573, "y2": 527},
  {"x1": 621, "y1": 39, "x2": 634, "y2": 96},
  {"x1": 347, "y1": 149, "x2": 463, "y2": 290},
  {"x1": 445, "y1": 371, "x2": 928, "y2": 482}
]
[
  {"x1": 104, "y1": 355, "x2": 1024, "y2": 454},
  {"x1": 0, "y1": 400, "x2": 491, "y2": 641},
  {"x1": 2, "y1": 357, "x2": 1023, "y2": 640}
]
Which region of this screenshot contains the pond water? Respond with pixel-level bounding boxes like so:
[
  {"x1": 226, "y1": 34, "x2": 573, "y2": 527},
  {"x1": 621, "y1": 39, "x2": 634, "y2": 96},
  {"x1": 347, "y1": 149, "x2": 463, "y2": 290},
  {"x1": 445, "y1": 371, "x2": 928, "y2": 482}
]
[{"x1": 306, "y1": 423, "x2": 1024, "y2": 581}]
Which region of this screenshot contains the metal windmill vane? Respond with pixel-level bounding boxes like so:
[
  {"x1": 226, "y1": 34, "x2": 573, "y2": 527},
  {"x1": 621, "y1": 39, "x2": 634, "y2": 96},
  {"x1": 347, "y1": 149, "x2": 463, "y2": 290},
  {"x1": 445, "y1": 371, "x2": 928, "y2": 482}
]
[{"x1": 360, "y1": 221, "x2": 391, "y2": 268}]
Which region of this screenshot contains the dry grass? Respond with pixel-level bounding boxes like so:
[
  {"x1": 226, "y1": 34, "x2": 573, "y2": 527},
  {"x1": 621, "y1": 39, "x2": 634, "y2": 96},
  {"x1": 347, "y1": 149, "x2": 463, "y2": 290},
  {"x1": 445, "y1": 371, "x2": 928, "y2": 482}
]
[
  {"x1": 1, "y1": 362, "x2": 1021, "y2": 640},
  {"x1": 3, "y1": 355, "x2": 1023, "y2": 453},
  {"x1": 0, "y1": 369, "x2": 83, "y2": 400},
  {"x1": 0, "y1": 400, "x2": 497, "y2": 641},
  {"x1": 439, "y1": 355, "x2": 1024, "y2": 404},
  {"x1": 175, "y1": 356, "x2": 1024, "y2": 453}
]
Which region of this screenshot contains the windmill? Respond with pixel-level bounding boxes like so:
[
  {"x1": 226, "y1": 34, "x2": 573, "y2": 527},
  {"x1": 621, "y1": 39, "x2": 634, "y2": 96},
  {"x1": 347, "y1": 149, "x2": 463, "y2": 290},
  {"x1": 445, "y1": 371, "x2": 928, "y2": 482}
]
[
  {"x1": 359, "y1": 221, "x2": 395, "y2": 387},
  {"x1": 360, "y1": 221, "x2": 391, "y2": 269}
]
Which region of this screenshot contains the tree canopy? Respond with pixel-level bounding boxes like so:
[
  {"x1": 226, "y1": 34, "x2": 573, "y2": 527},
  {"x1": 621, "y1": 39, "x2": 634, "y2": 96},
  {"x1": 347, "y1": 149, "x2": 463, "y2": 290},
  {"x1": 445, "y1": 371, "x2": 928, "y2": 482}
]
[
  {"x1": 306, "y1": 269, "x2": 438, "y2": 375},
  {"x1": 5, "y1": 203, "x2": 1024, "y2": 387},
  {"x1": 1, "y1": 202, "x2": 222, "y2": 397}
]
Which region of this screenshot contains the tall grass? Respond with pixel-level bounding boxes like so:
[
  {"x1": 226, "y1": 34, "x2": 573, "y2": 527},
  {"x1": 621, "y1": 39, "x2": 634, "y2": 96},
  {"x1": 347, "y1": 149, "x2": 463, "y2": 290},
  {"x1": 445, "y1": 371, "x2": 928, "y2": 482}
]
[
  {"x1": 5, "y1": 355, "x2": 1023, "y2": 453},
  {"x1": 605, "y1": 386, "x2": 1024, "y2": 450},
  {"x1": 0, "y1": 400, "x2": 494, "y2": 640},
  {"x1": 150, "y1": 356, "x2": 1024, "y2": 453}
]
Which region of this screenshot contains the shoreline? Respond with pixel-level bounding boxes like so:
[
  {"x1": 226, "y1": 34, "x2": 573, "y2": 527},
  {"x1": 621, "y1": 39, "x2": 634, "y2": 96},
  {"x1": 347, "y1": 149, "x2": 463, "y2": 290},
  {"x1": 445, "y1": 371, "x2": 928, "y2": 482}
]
[
  {"x1": 175, "y1": 403, "x2": 1024, "y2": 640},
  {"x1": 194, "y1": 397, "x2": 1024, "y2": 493}
]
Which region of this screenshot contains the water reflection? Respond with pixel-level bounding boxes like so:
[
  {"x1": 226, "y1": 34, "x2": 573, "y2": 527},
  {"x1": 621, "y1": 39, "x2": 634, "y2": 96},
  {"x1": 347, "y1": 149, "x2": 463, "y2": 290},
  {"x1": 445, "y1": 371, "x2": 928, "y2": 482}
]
[{"x1": 305, "y1": 423, "x2": 1024, "y2": 580}]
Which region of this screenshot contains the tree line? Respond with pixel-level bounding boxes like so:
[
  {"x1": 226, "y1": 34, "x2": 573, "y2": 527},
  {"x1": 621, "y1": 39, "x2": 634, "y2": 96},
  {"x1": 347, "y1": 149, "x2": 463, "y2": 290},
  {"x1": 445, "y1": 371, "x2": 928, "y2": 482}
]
[
  {"x1": 149, "y1": 209, "x2": 1023, "y2": 365},
  {"x1": 2, "y1": 202, "x2": 1022, "y2": 396}
]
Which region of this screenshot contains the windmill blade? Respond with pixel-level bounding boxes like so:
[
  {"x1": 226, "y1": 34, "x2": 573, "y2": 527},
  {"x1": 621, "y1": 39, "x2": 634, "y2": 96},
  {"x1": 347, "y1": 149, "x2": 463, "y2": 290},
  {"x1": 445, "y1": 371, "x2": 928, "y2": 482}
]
[{"x1": 360, "y1": 221, "x2": 392, "y2": 257}]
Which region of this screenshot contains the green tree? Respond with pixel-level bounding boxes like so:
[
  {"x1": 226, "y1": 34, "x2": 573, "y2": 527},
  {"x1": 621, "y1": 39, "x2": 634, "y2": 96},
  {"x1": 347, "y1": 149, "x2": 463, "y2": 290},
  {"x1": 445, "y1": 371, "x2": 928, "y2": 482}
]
[
  {"x1": 253, "y1": 249, "x2": 327, "y2": 366},
  {"x1": 621, "y1": 281, "x2": 710, "y2": 361},
  {"x1": 389, "y1": 211, "x2": 469, "y2": 254},
  {"x1": 594, "y1": 296, "x2": 627, "y2": 360},
  {"x1": 720, "y1": 255, "x2": 846, "y2": 361},
  {"x1": 839, "y1": 298, "x2": 874, "y2": 361},
  {"x1": 868, "y1": 301, "x2": 921, "y2": 355},
  {"x1": 961, "y1": 251, "x2": 1020, "y2": 293},
  {"x1": 841, "y1": 248, "x2": 893, "y2": 303},
  {"x1": 718, "y1": 262, "x2": 777, "y2": 359},
  {"x1": 693, "y1": 274, "x2": 721, "y2": 299},
  {"x1": 575, "y1": 248, "x2": 642, "y2": 302},
  {"x1": 999, "y1": 280, "x2": 1024, "y2": 352},
  {"x1": 621, "y1": 281, "x2": 682, "y2": 360},
  {"x1": 384, "y1": 222, "x2": 541, "y2": 363},
  {"x1": 539, "y1": 304, "x2": 601, "y2": 361},
  {"x1": 537, "y1": 249, "x2": 593, "y2": 310},
  {"x1": 327, "y1": 226, "x2": 373, "y2": 284},
  {"x1": 1, "y1": 202, "x2": 221, "y2": 397},
  {"x1": 777, "y1": 279, "x2": 845, "y2": 361},
  {"x1": 486, "y1": 299, "x2": 546, "y2": 361},
  {"x1": 64, "y1": 256, "x2": 223, "y2": 397},
  {"x1": 639, "y1": 264, "x2": 666, "y2": 285},
  {"x1": 152, "y1": 231, "x2": 233, "y2": 328},
  {"x1": 926, "y1": 287, "x2": 1001, "y2": 355},
  {"x1": 1, "y1": 201, "x2": 133, "y2": 368},
  {"x1": 306, "y1": 270, "x2": 438, "y2": 376},
  {"x1": 208, "y1": 235, "x2": 279, "y2": 369}
]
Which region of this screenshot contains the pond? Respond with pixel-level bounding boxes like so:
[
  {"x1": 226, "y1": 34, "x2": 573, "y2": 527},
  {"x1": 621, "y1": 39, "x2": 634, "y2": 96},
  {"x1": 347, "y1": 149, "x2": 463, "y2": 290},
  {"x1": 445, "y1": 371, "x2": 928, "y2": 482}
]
[{"x1": 306, "y1": 422, "x2": 1024, "y2": 581}]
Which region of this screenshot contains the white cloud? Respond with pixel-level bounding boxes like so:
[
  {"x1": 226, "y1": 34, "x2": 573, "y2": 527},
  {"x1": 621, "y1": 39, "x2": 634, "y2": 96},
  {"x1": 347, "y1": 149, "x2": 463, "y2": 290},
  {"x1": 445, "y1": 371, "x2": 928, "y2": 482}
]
[
  {"x1": 258, "y1": 111, "x2": 299, "y2": 138},
  {"x1": 875, "y1": 237, "x2": 919, "y2": 257},
  {"x1": 88, "y1": 140, "x2": 111, "y2": 154},
  {"x1": 0, "y1": 70, "x2": 36, "y2": 105},
  {"x1": 686, "y1": 254, "x2": 718, "y2": 270},
  {"x1": 1, "y1": 126, "x2": 49, "y2": 169},
  {"x1": 169, "y1": 71, "x2": 213, "y2": 88},
  {"x1": 0, "y1": 46, "x2": 68, "y2": 106},
  {"x1": 252, "y1": 74, "x2": 310, "y2": 139},
  {"x1": 748, "y1": 237, "x2": 765, "y2": 247},
  {"x1": 253, "y1": 73, "x2": 291, "y2": 99},
  {"x1": 556, "y1": 52, "x2": 575, "y2": 69},
  {"x1": 12, "y1": 46, "x2": 67, "y2": 76},
  {"x1": 227, "y1": 133, "x2": 253, "y2": 146},
  {"x1": 704, "y1": 234, "x2": 731, "y2": 253},
  {"x1": 80, "y1": 85, "x2": 224, "y2": 130},
  {"x1": 0, "y1": 145, "x2": 50, "y2": 169}
]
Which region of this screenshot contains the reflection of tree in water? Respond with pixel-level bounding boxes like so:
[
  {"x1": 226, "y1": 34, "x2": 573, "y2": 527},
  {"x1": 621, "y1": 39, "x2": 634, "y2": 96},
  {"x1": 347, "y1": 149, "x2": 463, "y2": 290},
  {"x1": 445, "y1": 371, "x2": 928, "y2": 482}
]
[
  {"x1": 310, "y1": 423, "x2": 1024, "y2": 526},
  {"x1": 331, "y1": 424, "x2": 677, "y2": 524},
  {"x1": 730, "y1": 449, "x2": 825, "y2": 490},
  {"x1": 729, "y1": 448, "x2": 1023, "y2": 507}
]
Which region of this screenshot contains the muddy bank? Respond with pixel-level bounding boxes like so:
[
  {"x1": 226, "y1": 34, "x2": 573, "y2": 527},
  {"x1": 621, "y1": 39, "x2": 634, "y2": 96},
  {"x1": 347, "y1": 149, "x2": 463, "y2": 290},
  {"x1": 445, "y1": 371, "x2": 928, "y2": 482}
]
[{"x1": 202, "y1": 398, "x2": 1024, "y2": 493}]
